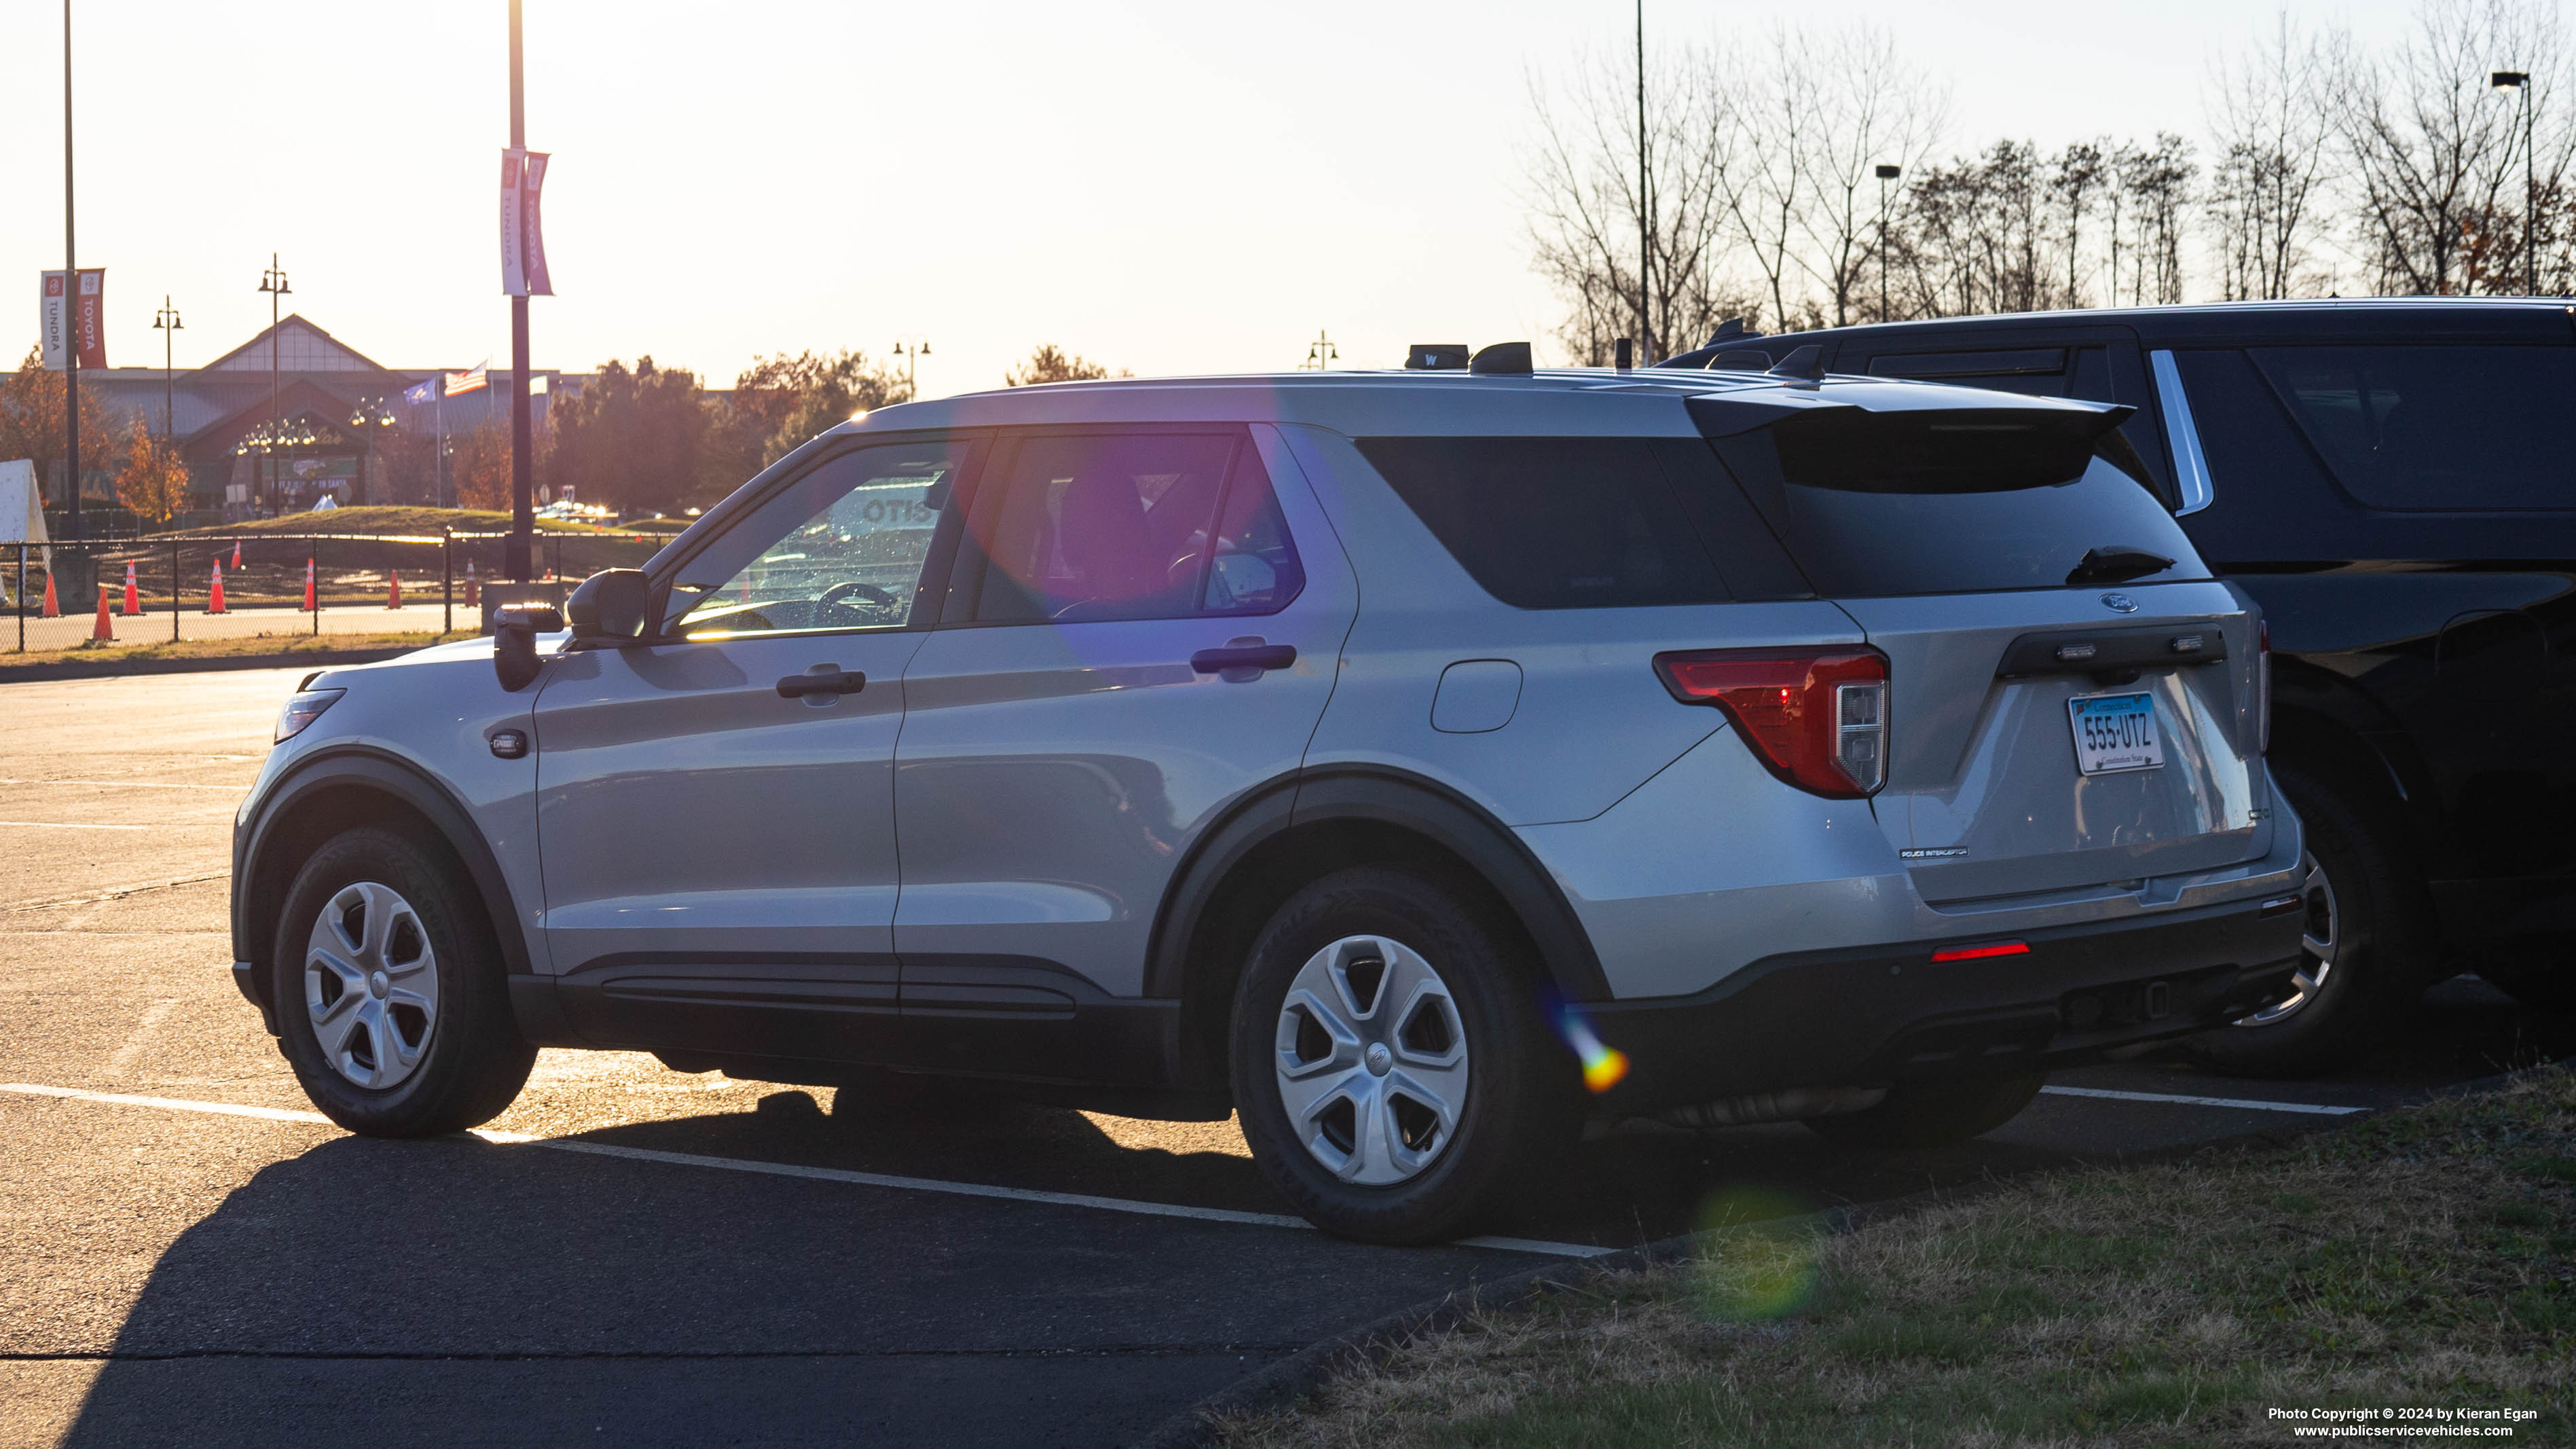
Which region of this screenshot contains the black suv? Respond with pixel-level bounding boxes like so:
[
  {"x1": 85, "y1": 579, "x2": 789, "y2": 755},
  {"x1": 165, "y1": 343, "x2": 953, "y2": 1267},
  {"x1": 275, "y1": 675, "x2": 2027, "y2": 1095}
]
[{"x1": 1672, "y1": 299, "x2": 2576, "y2": 1075}]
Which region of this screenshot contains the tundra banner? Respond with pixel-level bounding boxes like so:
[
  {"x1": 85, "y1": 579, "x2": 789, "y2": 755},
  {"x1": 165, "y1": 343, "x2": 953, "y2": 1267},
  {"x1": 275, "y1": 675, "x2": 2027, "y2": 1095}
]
[{"x1": 37, "y1": 270, "x2": 105, "y2": 371}]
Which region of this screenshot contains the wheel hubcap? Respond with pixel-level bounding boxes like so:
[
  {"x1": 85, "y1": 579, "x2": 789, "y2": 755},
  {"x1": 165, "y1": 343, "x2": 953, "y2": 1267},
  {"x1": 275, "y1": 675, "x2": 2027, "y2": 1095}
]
[
  {"x1": 1273, "y1": 935, "x2": 1469, "y2": 1186},
  {"x1": 304, "y1": 881, "x2": 439, "y2": 1090},
  {"x1": 2237, "y1": 851, "x2": 2338, "y2": 1028}
]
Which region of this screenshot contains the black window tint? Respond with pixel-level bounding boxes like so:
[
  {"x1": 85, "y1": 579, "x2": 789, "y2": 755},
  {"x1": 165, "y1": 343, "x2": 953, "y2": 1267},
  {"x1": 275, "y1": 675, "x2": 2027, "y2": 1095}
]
[
  {"x1": 1354, "y1": 437, "x2": 1729, "y2": 609},
  {"x1": 1202, "y1": 447, "x2": 1306, "y2": 615},
  {"x1": 972, "y1": 433, "x2": 1234, "y2": 623},
  {"x1": 1707, "y1": 417, "x2": 2208, "y2": 598},
  {"x1": 2250, "y1": 346, "x2": 2576, "y2": 511}
]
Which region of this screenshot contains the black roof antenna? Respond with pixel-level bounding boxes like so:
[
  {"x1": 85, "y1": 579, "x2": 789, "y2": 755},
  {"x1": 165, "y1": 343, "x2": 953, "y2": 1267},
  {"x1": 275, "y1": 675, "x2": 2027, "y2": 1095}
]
[
  {"x1": 1468, "y1": 342, "x2": 1533, "y2": 375},
  {"x1": 1767, "y1": 344, "x2": 1826, "y2": 384}
]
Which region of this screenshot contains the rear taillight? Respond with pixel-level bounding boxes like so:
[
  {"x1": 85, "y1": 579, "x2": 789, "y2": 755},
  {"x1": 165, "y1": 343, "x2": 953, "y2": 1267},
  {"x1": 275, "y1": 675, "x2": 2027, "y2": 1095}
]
[
  {"x1": 2256, "y1": 618, "x2": 2272, "y2": 756},
  {"x1": 1653, "y1": 647, "x2": 1890, "y2": 798}
]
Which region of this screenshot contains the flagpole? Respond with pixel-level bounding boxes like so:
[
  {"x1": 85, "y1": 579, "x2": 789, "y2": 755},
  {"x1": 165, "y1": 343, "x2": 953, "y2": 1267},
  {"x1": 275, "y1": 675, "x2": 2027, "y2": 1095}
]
[
  {"x1": 504, "y1": 0, "x2": 534, "y2": 584},
  {"x1": 62, "y1": 0, "x2": 81, "y2": 543}
]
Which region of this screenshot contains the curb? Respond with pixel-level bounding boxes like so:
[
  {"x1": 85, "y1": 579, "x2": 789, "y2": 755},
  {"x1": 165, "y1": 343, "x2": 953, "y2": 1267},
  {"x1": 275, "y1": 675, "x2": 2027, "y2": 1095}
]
[
  {"x1": 1134, "y1": 1058, "x2": 2562, "y2": 1448},
  {"x1": 0, "y1": 646, "x2": 424, "y2": 684}
]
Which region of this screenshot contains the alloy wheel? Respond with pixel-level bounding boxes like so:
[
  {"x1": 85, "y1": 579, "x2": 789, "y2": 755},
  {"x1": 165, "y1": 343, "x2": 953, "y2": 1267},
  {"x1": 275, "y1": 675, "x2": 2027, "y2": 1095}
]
[
  {"x1": 303, "y1": 880, "x2": 440, "y2": 1090},
  {"x1": 1272, "y1": 934, "x2": 1470, "y2": 1186},
  {"x1": 2237, "y1": 851, "x2": 2338, "y2": 1027}
]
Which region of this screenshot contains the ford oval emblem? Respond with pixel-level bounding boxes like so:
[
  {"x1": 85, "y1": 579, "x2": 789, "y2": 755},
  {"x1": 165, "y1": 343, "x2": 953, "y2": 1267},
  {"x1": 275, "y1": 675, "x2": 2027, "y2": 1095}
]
[{"x1": 2100, "y1": 592, "x2": 2139, "y2": 613}]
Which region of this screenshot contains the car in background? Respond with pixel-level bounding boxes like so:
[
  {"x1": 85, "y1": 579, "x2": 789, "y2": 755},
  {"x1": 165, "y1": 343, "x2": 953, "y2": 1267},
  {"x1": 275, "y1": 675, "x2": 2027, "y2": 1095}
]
[{"x1": 1676, "y1": 299, "x2": 2576, "y2": 1074}]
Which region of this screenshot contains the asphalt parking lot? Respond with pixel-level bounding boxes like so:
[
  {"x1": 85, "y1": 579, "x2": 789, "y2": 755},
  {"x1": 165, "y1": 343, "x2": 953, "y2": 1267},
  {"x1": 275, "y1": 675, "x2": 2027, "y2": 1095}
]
[{"x1": 1, "y1": 666, "x2": 2567, "y2": 1448}]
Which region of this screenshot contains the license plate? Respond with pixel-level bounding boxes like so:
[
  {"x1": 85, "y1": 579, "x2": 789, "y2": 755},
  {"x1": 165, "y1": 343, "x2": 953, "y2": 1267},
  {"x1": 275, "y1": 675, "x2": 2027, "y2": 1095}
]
[{"x1": 2067, "y1": 691, "x2": 2165, "y2": 775}]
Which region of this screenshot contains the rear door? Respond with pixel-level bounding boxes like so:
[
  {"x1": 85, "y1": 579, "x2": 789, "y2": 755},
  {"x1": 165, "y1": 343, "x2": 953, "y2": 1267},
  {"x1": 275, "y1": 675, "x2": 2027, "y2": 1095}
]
[
  {"x1": 891, "y1": 424, "x2": 1355, "y2": 1030},
  {"x1": 1696, "y1": 395, "x2": 2273, "y2": 905}
]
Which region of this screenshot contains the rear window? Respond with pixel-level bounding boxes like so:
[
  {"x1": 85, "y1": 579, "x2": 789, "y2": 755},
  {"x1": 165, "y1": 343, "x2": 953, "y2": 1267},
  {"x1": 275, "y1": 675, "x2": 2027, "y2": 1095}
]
[
  {"x1": 1705, "y1": 407, "x2": 2209, "y2": 598},
  {"x1": 1353, "y1": 437, "x2": 1731, "y2": 608},
  {"x1": 2249, "y1": 346, "x2": 2576, "y2": 511}
]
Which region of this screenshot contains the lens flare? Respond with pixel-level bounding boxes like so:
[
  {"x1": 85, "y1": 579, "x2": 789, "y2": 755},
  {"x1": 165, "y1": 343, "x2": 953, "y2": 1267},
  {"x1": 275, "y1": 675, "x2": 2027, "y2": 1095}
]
[
  {"x1": 1691, "y1": 1187, "x2": 1822, "y2": 1321},
  {"x1": 1551, "y1": 1004, "x2": 1630, "y2": 1093}
]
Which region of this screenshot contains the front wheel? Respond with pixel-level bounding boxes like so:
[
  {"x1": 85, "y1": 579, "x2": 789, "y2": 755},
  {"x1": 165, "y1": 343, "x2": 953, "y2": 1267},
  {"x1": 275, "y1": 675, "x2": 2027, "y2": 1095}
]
[
  {"x1": 273, "y1": 826, "x2": 535, "y2": 1136},
  {"x1": 1230, "y1": 866, "x2": 1579, "y2": 1245}
]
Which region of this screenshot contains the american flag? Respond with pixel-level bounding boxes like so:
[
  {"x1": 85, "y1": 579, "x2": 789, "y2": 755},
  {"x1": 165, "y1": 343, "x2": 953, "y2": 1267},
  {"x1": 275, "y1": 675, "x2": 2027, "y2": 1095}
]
[{"x1": 445, "y1": 361, "x2": 490, "y2": 397}]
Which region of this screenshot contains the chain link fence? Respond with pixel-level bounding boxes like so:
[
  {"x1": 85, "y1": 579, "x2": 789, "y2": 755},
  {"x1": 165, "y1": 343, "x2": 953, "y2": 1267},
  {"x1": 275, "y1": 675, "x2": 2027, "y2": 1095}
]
[{"x1": 6, "y1": 530, "x2": 665, "y2": 655}]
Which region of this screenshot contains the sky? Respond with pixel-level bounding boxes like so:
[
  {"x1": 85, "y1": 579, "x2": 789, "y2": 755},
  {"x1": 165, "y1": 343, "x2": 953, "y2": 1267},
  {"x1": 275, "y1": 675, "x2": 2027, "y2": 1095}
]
[{"x1": 3, "y1": 0, "x2": 2444, "y2": 397}]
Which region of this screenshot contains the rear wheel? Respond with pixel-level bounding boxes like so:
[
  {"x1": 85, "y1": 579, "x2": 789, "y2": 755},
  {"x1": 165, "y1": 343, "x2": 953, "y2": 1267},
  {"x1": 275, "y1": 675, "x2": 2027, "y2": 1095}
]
[
  {"x1": 2187, "y1": 765, "x2": 2433, "y2": 1078},
  {"x1": 1230, "y1": 866, "x2": 1579, "y2": 1245},
  {"x1": 273, "y1": 826, "x2": 534, "y2": 1136},
  {"x1": 1802, "y1": 1072, "x2": 2045, "y2": 1150}
]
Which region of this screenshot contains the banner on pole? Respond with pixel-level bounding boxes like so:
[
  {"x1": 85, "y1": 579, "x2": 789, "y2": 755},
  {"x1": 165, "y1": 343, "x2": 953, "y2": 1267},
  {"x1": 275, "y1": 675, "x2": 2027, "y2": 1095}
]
[
  {"x1": 37, "y1": 270, "x2": 104, "y2": 371},
  {"x1": 500, "y1": 149, "x2": 555, "y2": 297}
]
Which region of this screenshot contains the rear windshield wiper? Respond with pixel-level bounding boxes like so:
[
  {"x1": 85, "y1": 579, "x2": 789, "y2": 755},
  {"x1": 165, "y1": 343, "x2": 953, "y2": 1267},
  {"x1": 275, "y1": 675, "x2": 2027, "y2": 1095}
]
[{"x1": 2065, "y1": 546, "x2": 2175, "y2": 586}]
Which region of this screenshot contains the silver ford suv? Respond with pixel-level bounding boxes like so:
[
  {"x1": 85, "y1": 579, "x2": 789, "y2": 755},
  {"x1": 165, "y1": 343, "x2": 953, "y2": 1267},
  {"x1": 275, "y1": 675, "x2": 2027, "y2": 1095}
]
[{"x1": 233, "y1": 350, "x2": 2308, "y2": 1244}]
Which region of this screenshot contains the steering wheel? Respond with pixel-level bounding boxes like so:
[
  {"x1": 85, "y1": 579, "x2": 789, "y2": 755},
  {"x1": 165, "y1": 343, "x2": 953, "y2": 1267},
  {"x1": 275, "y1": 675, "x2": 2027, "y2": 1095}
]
[{"x1": 819, "y1": 579, "x2": 898, "y2": 610}]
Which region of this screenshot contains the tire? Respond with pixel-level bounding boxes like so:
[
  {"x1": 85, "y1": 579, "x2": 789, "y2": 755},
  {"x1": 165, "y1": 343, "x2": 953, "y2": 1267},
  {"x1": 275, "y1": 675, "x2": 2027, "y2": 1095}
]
[
  {"x1": 1229, "y1": 866, "x2": 1581, "y2": 1245},
  {"x1": 1801, "y1": 1072, "x2": 2045, "y2": 1150},
  {"x1": 2186, "y1": 763, "x2": 2436, "y2": 1079},
  {"x1": 272, "y1": 825, "x2": 535, "y2": 1136}
]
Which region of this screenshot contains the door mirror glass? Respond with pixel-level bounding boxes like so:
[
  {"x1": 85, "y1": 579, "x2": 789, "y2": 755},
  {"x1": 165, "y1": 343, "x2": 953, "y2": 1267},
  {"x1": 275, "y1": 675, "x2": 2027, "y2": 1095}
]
[
  {"x1": 667, "y1": 440, "x2": 967, "y2": 639},
  {"x1": 566, "y1": 568, "x2": 648, "y2": 641}
]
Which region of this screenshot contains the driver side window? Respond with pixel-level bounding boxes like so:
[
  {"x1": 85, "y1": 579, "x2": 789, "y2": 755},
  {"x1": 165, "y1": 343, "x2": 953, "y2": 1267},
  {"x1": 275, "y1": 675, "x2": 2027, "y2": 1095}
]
[{"x1": 667, "y1": 440, "x2": 967, "y2": 640}]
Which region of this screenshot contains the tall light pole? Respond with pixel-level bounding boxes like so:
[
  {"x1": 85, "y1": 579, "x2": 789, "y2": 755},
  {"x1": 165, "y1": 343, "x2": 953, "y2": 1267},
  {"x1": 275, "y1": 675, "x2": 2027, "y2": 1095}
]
[
  {"x1": 894, "y1": 335, "x2": 932, "y2": 399},
  {"x1": 1634, "y1": 0, "x2": 1652, "y2": 363},
  {"x1": 1302, "y1": 331, "x2": 1339, "y2": 370},
  {"x1": 62, "y1": 0, "x2": 81, "y2": 540},
  {"x1": 506, "y1": 0, "x2": 534, "y2": 583},
  {"x1": 1875, "y1": 164, "x2": 1902, "y2": 320},
  {"x1": 257, "y1": 255, "x2": 290, "y2": 517},
  {"x1": 350, "y1": 397, "x2": 394, "y2": 507},
  {"x1": 2493, "y1": 71, "x2": 2535, "y2": 295},
  {"x1": 151, "y1": 295, "x2": 183, "y2": 439}
]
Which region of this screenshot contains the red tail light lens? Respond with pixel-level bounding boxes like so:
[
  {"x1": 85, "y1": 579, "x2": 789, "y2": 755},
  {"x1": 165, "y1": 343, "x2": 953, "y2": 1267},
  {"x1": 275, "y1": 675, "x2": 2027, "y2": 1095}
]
[{"x1": 1653, "y1": 647, "x2": 1890, "y2": 798}]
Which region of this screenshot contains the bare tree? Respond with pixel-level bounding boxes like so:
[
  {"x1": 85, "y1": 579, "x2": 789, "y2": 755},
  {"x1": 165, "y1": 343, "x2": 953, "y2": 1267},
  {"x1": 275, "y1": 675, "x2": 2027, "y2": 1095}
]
[
  {"x1": 1524, "y1": 42, "x2": 1765, "y2": 363},
  {"x1": 1783, "y1": 24, "x2": 1947, "y2": 325},
  {"x1": 2112, "y1": 134, "x2": 2198, "y2": 304},
  {"x1": 2205, "y1": 15, "x2": 2338, "y2": 299},
  {"x1": 2050, "y1": 141, "x2": 2110, "y2": 307},
  {"x1": 2335, "y1": 0, "x2": 2557, "y2": 293}
]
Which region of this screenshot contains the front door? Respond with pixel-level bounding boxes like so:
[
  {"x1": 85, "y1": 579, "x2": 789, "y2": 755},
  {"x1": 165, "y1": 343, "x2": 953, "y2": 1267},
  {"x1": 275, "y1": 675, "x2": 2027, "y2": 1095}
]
[
  {"x1": 533, "y1": 435, "x2": 976, "y2": 1059},
  {"x1": 892, "y1": 425, "x2": 1356, "y2": 1038}
]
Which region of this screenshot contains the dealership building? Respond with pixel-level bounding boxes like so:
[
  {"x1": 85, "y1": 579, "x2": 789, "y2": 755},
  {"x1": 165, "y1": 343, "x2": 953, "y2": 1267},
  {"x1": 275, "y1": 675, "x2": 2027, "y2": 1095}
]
[{"x1": 71, "y1": 316, "x2": 572, "y2": 519}]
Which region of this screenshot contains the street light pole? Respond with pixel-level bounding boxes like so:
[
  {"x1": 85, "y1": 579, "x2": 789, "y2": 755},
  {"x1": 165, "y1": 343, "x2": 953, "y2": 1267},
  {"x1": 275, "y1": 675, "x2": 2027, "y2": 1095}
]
[
  {"x1": 506, "y1": 0, "x2": 534, "y2": 583},
  {"x1": 1634, "y1": 0, "x2": 1651, "y2": 363},
  {"x1": 152, "y1": 295, "x2": 183, "y2": 439},
  {"x1": 258, "y1": 255, "x2": 289, "y2": 517},
  {"x1": 1875, "y1": 164, "x2": 1902, "y2": 321},
  {"x1": 894, "y1": 336, "x2": 932, "y2": 399},
  {"x1": 350, "y1": 397, "x2": 392, "y2": 507},
  {"x1": 2494, "y1": 71, "x2": 2535, "y2": 295},
  {"x1": 62, "y1": 0, "x2": 81, "y2": 541}
]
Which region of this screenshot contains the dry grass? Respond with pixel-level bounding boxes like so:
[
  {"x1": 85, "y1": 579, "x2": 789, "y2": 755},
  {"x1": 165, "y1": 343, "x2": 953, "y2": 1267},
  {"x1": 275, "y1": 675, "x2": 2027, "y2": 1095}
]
[
  {"x1": 155, "y1": 505, "x2": 618, "y2": 538},
  {"x1": 1219, "y1": 1069, "x2": 2576, "y2": 1447}
]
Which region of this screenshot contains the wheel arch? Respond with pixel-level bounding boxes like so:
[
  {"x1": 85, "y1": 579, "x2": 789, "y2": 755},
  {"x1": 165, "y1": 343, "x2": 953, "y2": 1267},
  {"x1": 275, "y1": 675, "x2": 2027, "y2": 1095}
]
[
  {"x1": 1145, "y1": 765, "x2": 1608, "y2": 1092},
  {"x1": 234, "y1": 749, "x2": 533, "y2": 1024}
]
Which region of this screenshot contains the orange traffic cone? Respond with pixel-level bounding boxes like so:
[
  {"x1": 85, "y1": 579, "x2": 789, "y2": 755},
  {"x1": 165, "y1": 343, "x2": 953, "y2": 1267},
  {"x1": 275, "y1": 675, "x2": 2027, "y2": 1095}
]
[
  {"x1": 387, "y1": 569, "x2": 403, "y2": 609},
  {"x1": 41, "y1": 571, "x2": 59, "y2": 617},
  {"x1": 463, "y1": 560, "x2": 479, "y2": 608},
  {"x1": 208, "y1": 561, "x2": 228, "y2": 613},
  {"x1": 302, "y1": 558, "x2": 317, "y2": 612},
  {"x1": 92, "y1": 585, "x2": 115, "y2": 642},
  {"x1": 230, "y1": 539, "x2": 242, "y2": 570},
  {"x1": 122, "y1": 560, "x2": 141, "y2": 617}
]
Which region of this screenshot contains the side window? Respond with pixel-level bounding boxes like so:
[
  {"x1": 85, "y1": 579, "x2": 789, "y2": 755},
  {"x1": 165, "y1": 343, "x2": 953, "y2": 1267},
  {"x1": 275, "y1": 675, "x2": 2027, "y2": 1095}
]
[
  {"x1": 972, "y1": 431, "x2": 1301, "y2": 623},
  {"x1": 2249, "y1": 346, "x2": 2576, "y2": 511},
  {"x1": 666, "y1": 440, "x2": 965, "y2": 639}
]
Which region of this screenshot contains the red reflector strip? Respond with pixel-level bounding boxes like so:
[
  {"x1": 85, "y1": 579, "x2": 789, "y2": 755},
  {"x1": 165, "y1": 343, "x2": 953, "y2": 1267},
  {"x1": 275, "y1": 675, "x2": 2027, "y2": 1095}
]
[{"x1": 1930, "y1": 941, "x2": 2031, "y2": 964}]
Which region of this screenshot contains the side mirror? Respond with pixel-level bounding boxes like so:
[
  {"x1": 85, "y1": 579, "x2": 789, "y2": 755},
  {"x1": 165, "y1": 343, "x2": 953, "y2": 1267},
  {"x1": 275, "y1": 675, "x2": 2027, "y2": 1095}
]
[
  {"x1": 566, "y1": 568, "x2": 649, "y2": 644},
  {"x1": 491, "y1": 604, "x2": 564, "y2": 693}
]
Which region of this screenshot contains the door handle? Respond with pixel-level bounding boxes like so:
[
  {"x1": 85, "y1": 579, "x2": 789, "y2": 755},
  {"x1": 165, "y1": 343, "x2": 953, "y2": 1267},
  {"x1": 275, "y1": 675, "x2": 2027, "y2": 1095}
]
[
  {"x1": 777, "y1": 667, "x2": 868, "y2": 698},
  {"x1": 1190, "y1": 642, "x2": 1297, "y2": 678}
]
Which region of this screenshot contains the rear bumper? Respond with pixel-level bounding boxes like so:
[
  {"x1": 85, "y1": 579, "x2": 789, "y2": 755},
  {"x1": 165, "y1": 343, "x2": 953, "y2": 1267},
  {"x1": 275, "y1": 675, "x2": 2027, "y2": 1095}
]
[{"x1": 1583, "y1": 894, "x2": 2306, "y2": 1114}]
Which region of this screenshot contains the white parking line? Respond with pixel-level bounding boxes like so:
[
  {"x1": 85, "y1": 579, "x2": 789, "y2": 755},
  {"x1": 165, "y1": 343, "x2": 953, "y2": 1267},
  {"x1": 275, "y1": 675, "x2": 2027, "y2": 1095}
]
[
  {"x1": 2040, "y1": 1084, "x2": 2369, "y2": 1116},
  {"x1": 0, "y1": 1082, "x2": 1614, "y2": 1259}
]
